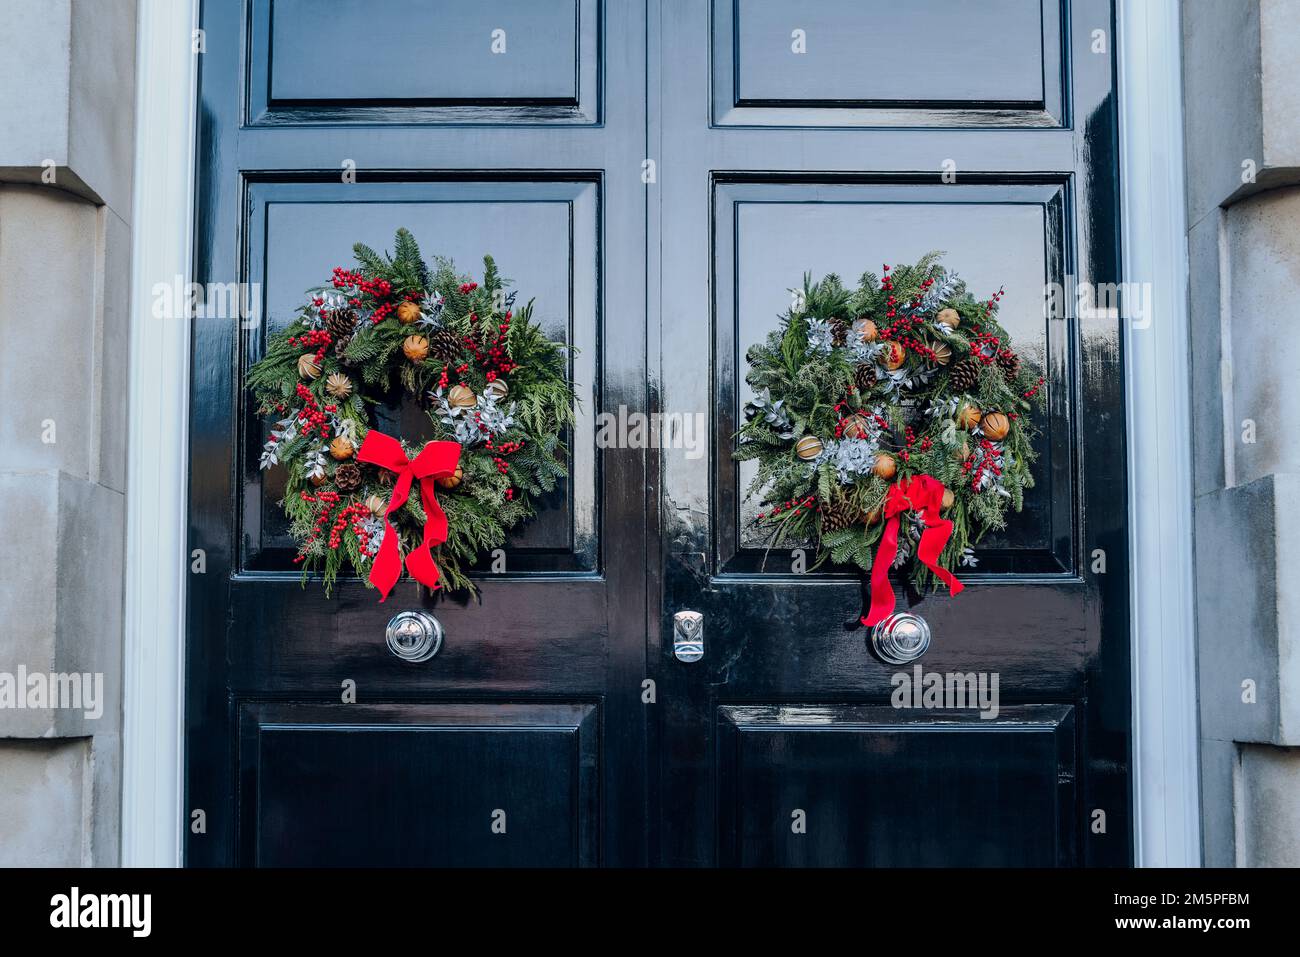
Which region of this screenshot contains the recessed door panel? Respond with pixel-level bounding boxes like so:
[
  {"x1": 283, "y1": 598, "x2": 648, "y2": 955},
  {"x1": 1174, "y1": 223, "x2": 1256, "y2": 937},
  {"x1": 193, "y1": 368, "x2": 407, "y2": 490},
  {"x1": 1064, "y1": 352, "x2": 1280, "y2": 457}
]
[
  {"x1": 713, "y1": 0, "x2": 1065, "y2": 127},
  {"x1": 240, "y1": 180, "x2": 599, "y2": 576},
  {"x1": 717, "y1": 704, "x2": 1075, "y2": 867},
  {"x1": 241, "y1": 702, "x2": 598, "y2": 867},
  {"x1": 718, "y1": 182, "x2": 1073, "y2": 575},
  {"x1": 247, "y1": 0, "x2": 601, "y2": 124}
]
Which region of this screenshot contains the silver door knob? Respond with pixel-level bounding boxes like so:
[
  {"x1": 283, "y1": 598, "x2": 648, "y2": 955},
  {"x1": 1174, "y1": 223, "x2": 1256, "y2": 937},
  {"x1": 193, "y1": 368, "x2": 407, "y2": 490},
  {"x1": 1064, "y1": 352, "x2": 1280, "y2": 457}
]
[
  {"x1": 385, "y1": 611, "x2": 443, "y2": 662},
  {"x1": 673, "y1": 610, "x2": 704, "y2": 662},
  {"x1": 870, "y1": 612, "x2": 931, "y2": 664}
]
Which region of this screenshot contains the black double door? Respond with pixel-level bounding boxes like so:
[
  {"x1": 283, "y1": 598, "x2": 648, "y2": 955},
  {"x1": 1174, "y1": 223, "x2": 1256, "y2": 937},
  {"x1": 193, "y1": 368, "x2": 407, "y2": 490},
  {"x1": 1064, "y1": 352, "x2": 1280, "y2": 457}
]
[{"x1": 188, "y1": 0, "x2": 1130, "y2": 867}]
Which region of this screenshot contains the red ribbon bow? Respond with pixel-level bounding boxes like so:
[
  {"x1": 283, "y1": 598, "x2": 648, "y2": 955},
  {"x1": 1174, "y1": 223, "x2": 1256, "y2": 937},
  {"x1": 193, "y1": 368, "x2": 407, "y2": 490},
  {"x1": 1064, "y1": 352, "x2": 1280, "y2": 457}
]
[
  {"x1": 861, "y1": 474, "x2": 964, "y2": 627},
  {"x1": 355, "y1": 430, "x2": 461, "y2": 602}
]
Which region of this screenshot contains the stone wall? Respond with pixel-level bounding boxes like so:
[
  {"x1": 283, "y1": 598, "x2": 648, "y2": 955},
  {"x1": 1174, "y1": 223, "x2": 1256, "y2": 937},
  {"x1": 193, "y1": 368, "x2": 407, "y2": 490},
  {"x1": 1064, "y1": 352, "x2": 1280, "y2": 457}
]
[
  {"x1": 1182, "y1": 0, "x2": 1300, "y2": 866},
  {"x1": 0, "y1": 0, "x2": 137, "y2": 867}
]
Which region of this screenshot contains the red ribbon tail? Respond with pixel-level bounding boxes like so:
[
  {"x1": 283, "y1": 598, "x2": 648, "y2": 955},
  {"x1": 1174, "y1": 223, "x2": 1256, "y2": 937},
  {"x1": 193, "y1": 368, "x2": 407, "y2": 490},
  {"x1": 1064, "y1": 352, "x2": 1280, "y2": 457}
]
[
  {"x1": 915, "y1": 509, "x2": 964, "y2": 598},
  {"x1": 403, "y1": 441, "x2": 459, "y2": 593},
  {"x1": 404, "y1": 477, "x2": 445, "y2": 592},
  {"x1": 864, "y1": 512, "x2": 902, "y2": 627},
  {"x1": 368, "y1": 522, "x2": 403, "y2": 601}
]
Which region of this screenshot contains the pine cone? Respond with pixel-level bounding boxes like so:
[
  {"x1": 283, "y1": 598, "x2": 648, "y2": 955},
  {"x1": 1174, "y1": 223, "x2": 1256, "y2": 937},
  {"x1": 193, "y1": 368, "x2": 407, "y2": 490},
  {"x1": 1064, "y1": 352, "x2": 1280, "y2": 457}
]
[
  {"x1": 854, "y1": 364, "x2": 877, "y2": 393},
  {"x1": 949, "y1": 356, "x2": 980, "y2": 392},
  {"x1": 427, "y1": 328, "x2": 462, "y2": 364},
  {"x1": 333, "y1": 335, "x2": 352, "y2": 361},
  {"x1": 821, "y1": 497, "x2": 861, "y2": 533},
  {"x1": 326, "y1": 308, "x2": 357, "y2": 340},
  {"x1": 997, "y1": 350, "x2": 1021, "y2": 381},
  {"x1": 333, "y1": 461, "x2": 362, "y2": 492},
  {"x1": 828, "y1": 317, "x2": 849, "y2": 348}
]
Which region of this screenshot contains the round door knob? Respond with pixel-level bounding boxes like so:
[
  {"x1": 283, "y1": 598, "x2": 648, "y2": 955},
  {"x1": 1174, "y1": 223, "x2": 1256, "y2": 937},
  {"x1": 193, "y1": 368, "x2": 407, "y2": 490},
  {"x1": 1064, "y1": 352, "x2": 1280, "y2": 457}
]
[
  {"x1": 870, "y1": 612, "x2": 931, "y2": 665},
  {"x1": 385, "y1": 611, "x2": 443, "y2": 662}
]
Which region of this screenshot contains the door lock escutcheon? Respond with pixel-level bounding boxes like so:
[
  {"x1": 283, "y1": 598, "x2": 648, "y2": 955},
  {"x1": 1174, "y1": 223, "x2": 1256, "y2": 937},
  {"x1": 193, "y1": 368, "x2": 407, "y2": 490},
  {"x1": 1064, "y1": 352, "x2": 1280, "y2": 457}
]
[{"x1": 673, "y1": 610, "x2": 704, "y2": 662}]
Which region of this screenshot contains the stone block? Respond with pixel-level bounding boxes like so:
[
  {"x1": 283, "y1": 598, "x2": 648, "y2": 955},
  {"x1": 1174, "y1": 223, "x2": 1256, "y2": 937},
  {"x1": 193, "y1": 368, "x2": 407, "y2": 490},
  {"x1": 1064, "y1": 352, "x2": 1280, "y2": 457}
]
[
  {"x1": 1186, "y1": 210, "x2": 1225, "y2": 497},
  {"x1": 1236, "y1": 744, "x2": 1300, "y2": 866},
  {"x1": 0, "y1": 185, "x2": 101, "y2": 483},
  {"x1": 0, "y1": 470, "x2": 123, "y2": 739},
  {"x1": 1195, "y1": 473, "x2": 1300, "y2": 747},
  {"x1": 0, "y1": 738, "x2": 91, "y2": 867},
  {"x1": 0, "y1": 0, "x2": 137, "y2": 214},
  {"x1": 1197, "y1": 738, "x2": 1236, "y2": 867},
  {"x1": 1181, "y1": 0, "x2": 1300, "y2": 226},
  {"x1": 1222, "y1": 187, "x2": 1300, "y2": 487},
  {"x1": 1181, "y1": 0, "x2": 1263, "y2": 226}
]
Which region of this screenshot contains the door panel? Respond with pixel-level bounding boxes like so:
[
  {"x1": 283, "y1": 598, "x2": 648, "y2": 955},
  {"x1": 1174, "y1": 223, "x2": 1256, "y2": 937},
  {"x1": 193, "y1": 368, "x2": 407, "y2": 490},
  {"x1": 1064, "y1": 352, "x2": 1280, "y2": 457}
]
[
  {"x1": 240, "y1": 702, "x2": 598, "y2": 866},
  {"x1": 247, "y1": 0, "x2": 601, "y2": 124},
  {"x1": 242, "y1": 180, "x2": 599, "y2": 572},
  {"x1": 651, "y1": 0, "x2": 1130, "y2": 867},
  {"x1": 717, "y1": 705, "x2": 1075, "y2": 867},
  {"x1": 713, "y1": 0, "x2": 1065, "y2": 127},
  {"x1": 719, "y1": 182, "x2": 1073, "y2": 572}
]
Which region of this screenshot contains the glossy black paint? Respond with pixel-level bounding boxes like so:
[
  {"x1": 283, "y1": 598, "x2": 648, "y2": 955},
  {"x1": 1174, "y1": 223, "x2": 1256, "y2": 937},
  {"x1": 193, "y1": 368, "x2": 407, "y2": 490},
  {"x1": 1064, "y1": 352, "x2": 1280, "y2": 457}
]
[
  {"x1": 717, "y1": 705, "x2": 1076, "y2": 867},
  {"x1": 190, "y1": 0, "x2": 1130, "y2": 867},
  {"x1": 189, "y1": 0, "x2": 646, "y2": 867},
  {"x1": 648, "y1": 0, "x2": 1130, "y2": 866},
  {"x1": 240, "y1": 702, "x2": 598, "y2": 866}
]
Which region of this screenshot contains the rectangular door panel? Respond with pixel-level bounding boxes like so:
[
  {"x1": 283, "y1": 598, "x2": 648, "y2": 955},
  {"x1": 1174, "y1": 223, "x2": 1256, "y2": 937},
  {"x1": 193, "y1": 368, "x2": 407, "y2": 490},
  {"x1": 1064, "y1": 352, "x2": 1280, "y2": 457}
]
[
  {"x1": 239, "y1": 702, "x2": 598, "y2": 866},
  {"x1": 713, "y1": 0, "x2": 1065, "y2": 127},
  {"x1": 241, "y1": 180, "x2": 599, "y2": 576},
  {"x1": 248, "y1": 0, "x2": 601, "y2": 124},
  {"x1": 717, "y1": 181, "x2": 1073, "y2": 576},
  {"x1": 717, "y1": 704, "x2": 1075, "y2": 866}
]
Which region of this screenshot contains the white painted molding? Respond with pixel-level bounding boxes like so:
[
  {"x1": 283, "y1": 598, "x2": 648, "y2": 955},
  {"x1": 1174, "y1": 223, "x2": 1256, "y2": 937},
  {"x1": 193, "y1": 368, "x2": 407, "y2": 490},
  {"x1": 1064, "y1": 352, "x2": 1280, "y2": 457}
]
[
  {"x1": 121, "y1": 0, "x2": 198, "y2": 867},
  {"x1": 1117, "y1": 0, "x2": 1202, "y2": 866}
]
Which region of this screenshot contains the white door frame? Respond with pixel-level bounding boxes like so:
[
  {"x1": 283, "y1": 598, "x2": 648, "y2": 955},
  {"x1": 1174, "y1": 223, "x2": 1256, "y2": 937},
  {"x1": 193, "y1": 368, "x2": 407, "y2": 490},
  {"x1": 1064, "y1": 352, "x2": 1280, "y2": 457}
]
[
  {"x1": 120, "y1": 0, "x2": 1201, "y2": 866},
  {"x1": 121, "y1": 0, "x2": 198, "y2": 867},
  {"x1": 1116, "y1": 0, "x2": 1202, "y2": 866}
]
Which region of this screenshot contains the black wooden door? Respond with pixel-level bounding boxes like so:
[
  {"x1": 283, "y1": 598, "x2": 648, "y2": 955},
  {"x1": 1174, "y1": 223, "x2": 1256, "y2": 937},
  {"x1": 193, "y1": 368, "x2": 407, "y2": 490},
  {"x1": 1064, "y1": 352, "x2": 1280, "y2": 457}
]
[
  {"x1": 648, "y1": 0, "x2": 1131, "y2": 866},
  {"x1": 190, "y1": 0, "x2": 1131, "y2": 868},
  {"x1": 187, "y1": 0, "x2": 646, "y2": 866}
]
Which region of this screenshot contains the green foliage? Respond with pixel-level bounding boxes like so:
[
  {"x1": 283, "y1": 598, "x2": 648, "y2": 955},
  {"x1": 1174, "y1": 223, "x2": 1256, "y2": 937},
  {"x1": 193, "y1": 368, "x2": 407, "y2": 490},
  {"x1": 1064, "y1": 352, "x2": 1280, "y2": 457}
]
[
  {"x1": 247, "y1": 230, "x2": 576, "y2": 598},
  {"x1": 735, "y1": 255, "x2": 1046, "y2": 592}
]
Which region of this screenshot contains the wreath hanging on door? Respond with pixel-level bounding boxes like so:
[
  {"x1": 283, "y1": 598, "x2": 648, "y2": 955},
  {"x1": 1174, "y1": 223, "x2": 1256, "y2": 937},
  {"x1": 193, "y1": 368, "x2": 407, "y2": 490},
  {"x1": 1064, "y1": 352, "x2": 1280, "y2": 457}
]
[
  {"x1": 734, "y1": 253, "x2": 1045, "y2": 626},
  {"x1": 247, "y1": 229, "x2": 575, "y2": 599}
]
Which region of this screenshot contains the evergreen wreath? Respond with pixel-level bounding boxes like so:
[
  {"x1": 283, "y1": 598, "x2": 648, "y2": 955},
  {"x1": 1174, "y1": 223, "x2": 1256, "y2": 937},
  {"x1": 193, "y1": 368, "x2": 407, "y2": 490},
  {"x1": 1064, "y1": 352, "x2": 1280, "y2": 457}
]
[
  {"x1": 734, "y1": 253, "x2": 1046, "y2": 623},
  {"x1": 248, "y1": 228, "x2": 575, "y2": 598}
]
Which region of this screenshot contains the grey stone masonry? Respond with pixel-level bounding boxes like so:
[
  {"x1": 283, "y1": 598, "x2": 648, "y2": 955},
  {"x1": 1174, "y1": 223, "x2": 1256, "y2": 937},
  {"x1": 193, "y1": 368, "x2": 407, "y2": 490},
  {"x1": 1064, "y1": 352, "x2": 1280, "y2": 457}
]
[
  {"x1": 0, "y1": 0, "x2": 137, "y2": 867},
  {"x1": 1182, "y1": 0, "x2": 1300, "y2": 866}
]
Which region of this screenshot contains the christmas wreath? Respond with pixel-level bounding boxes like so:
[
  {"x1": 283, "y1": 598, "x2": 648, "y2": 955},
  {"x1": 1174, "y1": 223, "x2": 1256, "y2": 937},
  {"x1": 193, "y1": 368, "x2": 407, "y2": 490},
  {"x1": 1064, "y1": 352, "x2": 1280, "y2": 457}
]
[
  {"x1": 248, "y1": 228, "x2": 575, "y2": 599},
  {"x1": 735, "y1": 253, "x2": 1046, "y2": 627}
]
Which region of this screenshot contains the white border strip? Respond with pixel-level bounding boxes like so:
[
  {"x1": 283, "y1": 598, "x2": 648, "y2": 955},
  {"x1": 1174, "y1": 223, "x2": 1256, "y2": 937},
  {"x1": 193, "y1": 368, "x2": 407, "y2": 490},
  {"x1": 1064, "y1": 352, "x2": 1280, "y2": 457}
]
[
  {"x1": 1117, "y1": 0, "x2": 1202, "y2": 866},
  {"x1": 121, "y1": 0, "x2": 198, "y2": 867}
]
